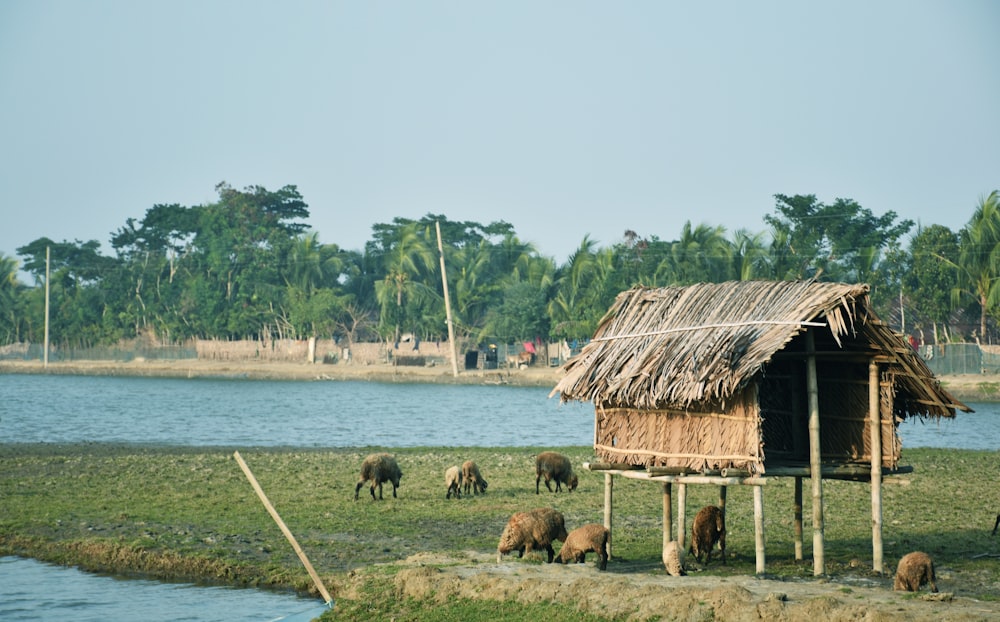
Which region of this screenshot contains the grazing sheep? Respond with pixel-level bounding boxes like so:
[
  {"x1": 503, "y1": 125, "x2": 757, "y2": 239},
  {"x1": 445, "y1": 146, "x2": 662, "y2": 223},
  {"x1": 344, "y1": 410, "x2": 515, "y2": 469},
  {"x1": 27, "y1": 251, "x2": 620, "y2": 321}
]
[
  {"x1": 461, "y1": 460, "x2": 488, "y2": 495},
  {"x1": 662, "y1": 540, "x2": 686, "y2": 576},
  {"x1": 893, "y1": 551, "x2": 938, "y2": 593},
  {"x1": 535, "y1": 451, "x2": 578, "y2": 494},
  {"x1": 497, "y1": 507, "x2": 569, "y2": 563},
  {"x1": 689, "y1": 505, "x2": 726, "y2": 565},
  {"x1": 445, "y1": 465, "x2": 462, "y2": 499},
  {"x1": 353, "y1": 453, "x2": 402, "y2": 501},
  {"x1": 558, "y1": 523, "x2": 609, "y2": 570}
]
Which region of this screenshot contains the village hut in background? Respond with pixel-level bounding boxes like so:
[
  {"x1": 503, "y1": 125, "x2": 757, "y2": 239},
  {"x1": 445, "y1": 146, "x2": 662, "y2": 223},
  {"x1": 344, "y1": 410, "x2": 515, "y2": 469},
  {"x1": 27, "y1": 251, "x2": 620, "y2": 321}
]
[{"x1": 551, "y1": 280, "x2": 969, "y2": 575}]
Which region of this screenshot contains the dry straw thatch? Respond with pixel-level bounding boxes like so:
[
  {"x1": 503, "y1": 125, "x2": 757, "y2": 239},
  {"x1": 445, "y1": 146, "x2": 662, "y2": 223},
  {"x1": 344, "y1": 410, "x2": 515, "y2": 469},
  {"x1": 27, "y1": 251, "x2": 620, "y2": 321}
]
[{"x1": 551, "y1": 281, "x2": 967, "y2": 472}]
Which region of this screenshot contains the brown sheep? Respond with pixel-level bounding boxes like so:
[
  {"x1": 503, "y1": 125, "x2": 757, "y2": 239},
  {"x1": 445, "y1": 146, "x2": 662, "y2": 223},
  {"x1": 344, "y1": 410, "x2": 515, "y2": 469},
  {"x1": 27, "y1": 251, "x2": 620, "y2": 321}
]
[
  {"x1": 535, "y1": 451, "x2": 578, "y2": 494},
  {"x1": 558, "y1": 523, "x2": 609, "y2": 570},
  {"x1": 461, "y1": 460, "x2": 488, "y2": 495},
  {"x1": 689, "y1": 505, "x2": 726, "y2": 565},
  {"x1": 444, "y1": 465, "x2": 462, "y2": 499},
  {"x1": 893, "y1": 551, "x2": 938, "y2": 592},
  {"x1": 353, "y1": 453, "x2": 402, "y2": 501},
  {"x1": 497, "y1": 507, "x2": 569, "y2": 563},
  {"x1": 662, "y1": 540, "x2": 686, "y2": 576}
]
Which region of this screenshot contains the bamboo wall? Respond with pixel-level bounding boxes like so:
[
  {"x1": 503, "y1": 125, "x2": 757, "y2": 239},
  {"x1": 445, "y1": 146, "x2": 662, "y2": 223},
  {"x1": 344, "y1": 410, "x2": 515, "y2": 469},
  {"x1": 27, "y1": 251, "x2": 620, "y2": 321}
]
[{"x1": 593, "y1": 387, "x2": 764, "y2": 473}]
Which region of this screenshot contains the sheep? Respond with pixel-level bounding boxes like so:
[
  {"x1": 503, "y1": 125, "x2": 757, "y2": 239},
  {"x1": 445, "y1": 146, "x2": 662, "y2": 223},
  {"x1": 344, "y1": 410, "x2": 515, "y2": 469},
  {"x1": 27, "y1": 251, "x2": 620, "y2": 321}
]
[
  {"x1": 445, "y1": 465, "x2": 462, "y2": 499},
  {"x1": 353, "y1": 453, "x2": 402, "y2": 501},
  {"x1": 893, "y1": 551, "x2": 938, "y2": 593},
  {"x1": 557, "y1": 523, "x2": 609, "y2": 570},
  {"x1": 662, "y1": 540, "x2": 686, "y2": 577},
  {"x1": 497, "y1": 507, "x2": 569, "y2": 563},
  {"x1": 461, "y1": 459, "x2": 488, "y2": 495},
  {"x1": 535, "y1": 451, "x2": 578, "y2": 494},
  {"x1": 689, "y1": 505, "x2": 726, "y2": 565}
]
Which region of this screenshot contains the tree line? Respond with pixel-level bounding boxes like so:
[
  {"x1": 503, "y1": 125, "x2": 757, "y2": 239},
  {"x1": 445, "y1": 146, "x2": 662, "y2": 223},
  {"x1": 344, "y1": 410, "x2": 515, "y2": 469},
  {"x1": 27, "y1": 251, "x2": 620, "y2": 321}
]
[{"x1": 1, "y1": 182, "x2": 998, "y2": 350}]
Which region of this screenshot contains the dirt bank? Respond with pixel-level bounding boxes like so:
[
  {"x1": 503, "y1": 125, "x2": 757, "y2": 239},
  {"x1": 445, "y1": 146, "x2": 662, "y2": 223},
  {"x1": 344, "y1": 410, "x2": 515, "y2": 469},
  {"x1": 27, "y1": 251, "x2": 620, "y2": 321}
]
[
  {"x1": 0, "y1": 359, "x2": 991, "y2": 403},
  {"x1": 354, "y1": 550, "x2": 997, "y2": 622},
  {"x1": 0, "y1": 358, "x2": 562, "y2": 387}
]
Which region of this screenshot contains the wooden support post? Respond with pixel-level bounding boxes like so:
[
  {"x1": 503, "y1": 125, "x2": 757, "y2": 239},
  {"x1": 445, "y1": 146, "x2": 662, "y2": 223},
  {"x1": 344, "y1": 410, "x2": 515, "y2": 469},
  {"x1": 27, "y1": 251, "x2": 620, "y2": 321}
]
[
  {"x1": 662, "y1": 482, "x2": 673, "y2": 564},
  {"x1": 869, "y1": 360, "x2": 884, "y2": 574},
  {"x1": 806, "y1": 330, "x2": 825, "y2": 576},
  {"x1": 793, "y1": 476, "x2": 804, "y2": 561},
  {"x1": 677, "y1": 482, "x2": 687, "y2": 550},
  {"x1": 718, "y1": 485, "x2": 727, "y2": 515},
  {"x1": 604, "y1": 472, "x2": 614, "y2": 559},
  {"x1": 754, "y1": 484, "x2": 766, "y2": 574}
]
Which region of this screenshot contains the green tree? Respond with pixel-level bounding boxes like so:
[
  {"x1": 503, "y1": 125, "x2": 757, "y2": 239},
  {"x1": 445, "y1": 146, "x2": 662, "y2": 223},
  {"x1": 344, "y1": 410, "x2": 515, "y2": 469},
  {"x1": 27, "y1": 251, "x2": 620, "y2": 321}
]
[
  {"x1": 906, "y1": 224, "x2": 959, "y2": 343},
  {"x1": 951, "y1": 191, "x2": 1000, "y2": 340}
]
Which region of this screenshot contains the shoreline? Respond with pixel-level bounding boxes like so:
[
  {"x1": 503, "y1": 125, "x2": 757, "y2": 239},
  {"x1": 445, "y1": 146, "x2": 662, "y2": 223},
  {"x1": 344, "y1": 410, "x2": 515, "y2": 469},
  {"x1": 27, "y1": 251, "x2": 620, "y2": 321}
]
[{"x1": 0, "y1": 359, "x2": 994, "y2": 402}]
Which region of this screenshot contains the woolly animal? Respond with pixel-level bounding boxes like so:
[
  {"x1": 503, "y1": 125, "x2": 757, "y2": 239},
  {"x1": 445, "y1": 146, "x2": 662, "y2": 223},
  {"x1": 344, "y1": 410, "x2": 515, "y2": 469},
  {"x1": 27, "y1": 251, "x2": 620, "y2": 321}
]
[
  {"x1": 558, "y1": 523, "x2": 609, "y2": 570},
  {"x1": 535, "y1": 451, "x2": 578, "y2": 494},
  {"x1": 689, "y1": 505, "x2": 726, "y2": 565},
  {"x1": 353, "y1": 453, "x2": 402, "y2": 501},
  {"x1": 893, "y1": 551, "x2": 938, "y2": 592},
  {"x1": 461, "y1": 460, "x2": 488, "y2": 495},
  {"x1": 662, "y1": 540, "x2": 686, "y2": 576},
  {"x1": 444, "y1": 465, "x2": 462, "y2": 499},
  {"x1": 497, "y1": 507, "x2": 568, "y2": 563}
]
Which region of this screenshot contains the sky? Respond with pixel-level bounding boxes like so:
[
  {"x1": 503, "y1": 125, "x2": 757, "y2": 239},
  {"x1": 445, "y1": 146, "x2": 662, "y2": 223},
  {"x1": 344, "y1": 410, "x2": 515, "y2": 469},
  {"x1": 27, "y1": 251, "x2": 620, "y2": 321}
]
[{"x1": 1, "y1": 1, "x2": 998, "y2": 271}]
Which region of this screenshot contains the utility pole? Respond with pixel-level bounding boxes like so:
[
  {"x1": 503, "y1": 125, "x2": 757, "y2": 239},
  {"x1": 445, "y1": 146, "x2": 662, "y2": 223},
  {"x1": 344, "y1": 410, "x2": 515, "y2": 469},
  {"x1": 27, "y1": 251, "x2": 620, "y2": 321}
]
[
  {"x1": 43, "y1": 245, "x2": 50, "y2": 368},
  {"x1": 436, "y1": 221, "x2": 459, "y2": 377}
]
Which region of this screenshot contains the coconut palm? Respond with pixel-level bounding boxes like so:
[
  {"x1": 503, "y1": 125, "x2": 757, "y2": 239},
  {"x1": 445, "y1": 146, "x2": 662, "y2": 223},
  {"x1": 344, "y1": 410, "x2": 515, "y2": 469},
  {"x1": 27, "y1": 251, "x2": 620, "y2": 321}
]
[{"x1": 951, "y1": 190, "x2": 1000, "y2": 340}]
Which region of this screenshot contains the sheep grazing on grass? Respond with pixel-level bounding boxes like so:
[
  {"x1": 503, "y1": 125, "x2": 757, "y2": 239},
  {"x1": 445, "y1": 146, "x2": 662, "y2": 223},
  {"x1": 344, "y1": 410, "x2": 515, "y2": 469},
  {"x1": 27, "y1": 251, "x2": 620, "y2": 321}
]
[
  {"x1": 461, "y1": 460, "x2": 488, "y2": 495},
  {"x1": 497, "y1": 507, "x2": 568, "y2": 563},
  {"x1": 662, "y1": 540, "x2": 686, "y2": 576},
  {"x1": 689, "y1": 505, "x2": 726, "y2": 565},
  {"x1": 535, "y1": 451, "x2": 578, "y2": 494},
  {"x1": 558, "y1": 523, "x2": 609, "y2": 570},
  {"x1": 894, "y1": 551, "x2": 938, "y2": 593},
  {"x1": 353, "y1": 453, "x2": 402, "y2": 501},
  {"x1": 445, "y1": 465, "x2": 462, "y2": 499}
]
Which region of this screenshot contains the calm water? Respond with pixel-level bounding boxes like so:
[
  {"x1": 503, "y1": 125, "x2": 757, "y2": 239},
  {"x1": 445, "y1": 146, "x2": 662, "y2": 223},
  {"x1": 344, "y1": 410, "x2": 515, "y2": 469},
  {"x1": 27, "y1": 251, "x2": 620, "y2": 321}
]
[
  {"x1": 0, "y1": 373, "x2": 996, "y2": 620},
  {"x1": 0, "y1": 373, "x2": 995, "y2": 449},
  {"x1": 0, "y1": 556, "x2": 322, "y2": 622}
]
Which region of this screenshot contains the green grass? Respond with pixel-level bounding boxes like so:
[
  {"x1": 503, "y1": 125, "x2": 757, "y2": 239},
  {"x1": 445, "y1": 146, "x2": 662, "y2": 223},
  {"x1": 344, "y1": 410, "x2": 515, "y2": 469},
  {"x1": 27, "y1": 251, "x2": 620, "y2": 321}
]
[{"x1": 2, "y1": 444, "x2": 1000, "y2": 620}]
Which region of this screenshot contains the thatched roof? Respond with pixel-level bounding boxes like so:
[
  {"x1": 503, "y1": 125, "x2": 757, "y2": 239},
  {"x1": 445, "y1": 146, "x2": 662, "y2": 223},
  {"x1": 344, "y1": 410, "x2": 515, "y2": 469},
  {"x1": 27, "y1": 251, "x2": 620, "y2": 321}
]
[{"x1": 552, "y1": 281, "x2": 968, "y2": 418}]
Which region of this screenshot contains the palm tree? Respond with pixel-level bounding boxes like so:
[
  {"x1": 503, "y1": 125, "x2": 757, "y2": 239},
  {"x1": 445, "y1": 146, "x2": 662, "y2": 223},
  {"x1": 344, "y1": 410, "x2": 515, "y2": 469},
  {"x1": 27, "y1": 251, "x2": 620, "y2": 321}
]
[
  {"x1": 374, "y1": 224, "x2": 436, "y2": 342},
  {"x1": 952, "y1": 190, "x2": 1000, "y2": 340}
]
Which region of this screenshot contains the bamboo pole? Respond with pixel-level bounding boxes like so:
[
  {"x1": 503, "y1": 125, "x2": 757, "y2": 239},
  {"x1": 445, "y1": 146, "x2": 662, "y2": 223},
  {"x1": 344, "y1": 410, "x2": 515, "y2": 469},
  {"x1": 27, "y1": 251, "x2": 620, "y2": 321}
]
[
  {"x1": 754, "y1": 484, "x2": 766, "y2": 574},
  {"x1": 604, "y1": 472, "x2": 614, "y2": 559},
  {"x1": 869, "y1": 360, "x2": 884, "y2": 574},
  {"x1": 43, "y1": 246, "x2": 50, "y2": 368},
  {"x1": 806, "y1": 330, "x2": 825, "y2": 575},
  {"x1": 234, "y1": 451, "x2": 334, "y2": 605},
  {"x1": 435, "y1": 221, "x2": 459, "y2": 378},
  {"x1": 793, "y1": 476, "x2": 803, "y2": 561},
  {"x1": 662, "y1": 482, "x2": 673, "y2": 559},
  {"x1": 677, "y1": 482, "x2": 687, "y2": 550}
]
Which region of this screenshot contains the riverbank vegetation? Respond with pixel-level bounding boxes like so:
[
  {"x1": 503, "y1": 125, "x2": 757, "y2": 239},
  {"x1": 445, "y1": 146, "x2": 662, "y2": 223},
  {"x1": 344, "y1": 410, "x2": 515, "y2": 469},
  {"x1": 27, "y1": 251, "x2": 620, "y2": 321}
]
[
  {"x1": 2, "y1": 185, "x2": 998, "y2": 352},
  {"x1": 2, "y1": 444, "x2": 998, "y2": 620}
]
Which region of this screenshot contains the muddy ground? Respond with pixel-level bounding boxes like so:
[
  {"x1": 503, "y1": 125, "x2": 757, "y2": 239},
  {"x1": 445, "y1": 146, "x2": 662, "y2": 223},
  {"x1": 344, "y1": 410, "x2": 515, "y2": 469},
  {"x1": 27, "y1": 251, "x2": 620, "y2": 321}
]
[{"x1": 342, "y1": 550, "x2": 997, "y2": 622}]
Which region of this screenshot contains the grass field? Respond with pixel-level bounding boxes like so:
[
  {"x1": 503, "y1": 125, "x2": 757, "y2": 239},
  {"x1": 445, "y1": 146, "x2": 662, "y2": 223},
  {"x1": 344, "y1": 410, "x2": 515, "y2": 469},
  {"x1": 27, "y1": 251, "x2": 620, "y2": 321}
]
[{"x1": 2, "y1": 443, "x2": 999, "y2": 620}]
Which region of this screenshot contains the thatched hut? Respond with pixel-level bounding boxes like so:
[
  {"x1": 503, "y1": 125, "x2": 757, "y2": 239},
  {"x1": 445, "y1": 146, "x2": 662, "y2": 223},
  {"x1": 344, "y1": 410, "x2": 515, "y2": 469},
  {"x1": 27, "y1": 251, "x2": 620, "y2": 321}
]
[{"x1": 551, "y1": 281, "x2": 969, "y2": 574}]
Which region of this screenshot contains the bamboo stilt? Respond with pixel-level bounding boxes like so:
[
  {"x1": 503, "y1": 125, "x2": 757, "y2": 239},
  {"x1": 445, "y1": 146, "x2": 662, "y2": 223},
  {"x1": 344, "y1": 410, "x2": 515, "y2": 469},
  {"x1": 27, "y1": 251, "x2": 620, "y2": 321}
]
[
  {"x1": 870, "y1": 360, "x2": 884, "y2": 574},
  {"x1": 662, "y1": 482, "x2": 673, "y2": 559},
  {"x1": 793, "y1": 476, "x2": 803, "y2": 561},
  {"x1": 806, "y1": 331, "x2": 825, "y2": 576},
  {"x1": 677, "y1": 482, "x2": 687, "y2": 549},
  {"x1": 754, "y1": 485, "x2": 766, "y2": 574},
  {"x1": 604, "y1": 472, "x2": 614, "y2": 559}
]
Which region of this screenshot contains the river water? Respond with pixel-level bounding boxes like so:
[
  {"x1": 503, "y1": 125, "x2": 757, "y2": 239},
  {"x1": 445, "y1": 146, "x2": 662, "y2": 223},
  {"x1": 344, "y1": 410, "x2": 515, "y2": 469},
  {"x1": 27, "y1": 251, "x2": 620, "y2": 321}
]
[{"x1": 0, "y1": 373, "x2": 997, "y2": 620}]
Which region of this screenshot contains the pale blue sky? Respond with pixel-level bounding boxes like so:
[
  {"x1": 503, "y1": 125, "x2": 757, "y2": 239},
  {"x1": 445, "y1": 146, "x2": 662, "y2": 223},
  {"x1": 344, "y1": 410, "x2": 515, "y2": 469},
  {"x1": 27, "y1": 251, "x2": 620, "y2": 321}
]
[{"x1": 1, "y1": 1, "x2": 998, "y2": 267}]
